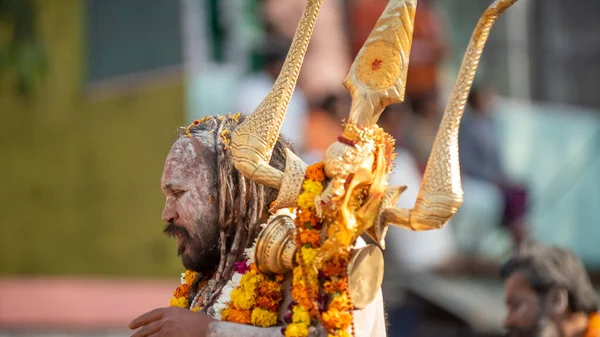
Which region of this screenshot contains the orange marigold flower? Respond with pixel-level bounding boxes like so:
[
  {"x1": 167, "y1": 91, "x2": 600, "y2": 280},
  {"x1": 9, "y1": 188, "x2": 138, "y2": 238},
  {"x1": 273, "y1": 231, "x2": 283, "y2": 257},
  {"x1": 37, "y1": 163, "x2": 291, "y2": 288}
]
[
  {"x1": 226, "y1": 308, "x2": 252, "y2": 324},
  {"x1": 255, "y1": 281, "x2": 283, "y2": 311},
  {"x1": 322, "y1": 256, "x2": 348, "y2": 277},
  {"x1": 322, "y1": 308, "x2": 353, "y2": 331},
  {"x1": 255, "y1": 296, "x2": 280, "y2": 312},
  {"x1": 329, "y1": 293, "x2": 352, "y2": 312},
  {"x1": 299, "y1": 230, "x2": 321, "y2": 247},
  {"x1": 585, "y1": 312, "x2": 600, "y2": 337},
  {"x1": 297, "y1": 210, "x2": 313, "y2": 225},
  {"x1": 291, "y1": 285, "x2": 313, "y2": 309},
  {"x1": 323, "y1": 278, "x2": 348, "y2": 293},
  {"x1": 173, "y1": 283, "x2": 190, "y2": 298},
  {"x1": 306, "y1": 162, "x2": 325, "y2": 182}
]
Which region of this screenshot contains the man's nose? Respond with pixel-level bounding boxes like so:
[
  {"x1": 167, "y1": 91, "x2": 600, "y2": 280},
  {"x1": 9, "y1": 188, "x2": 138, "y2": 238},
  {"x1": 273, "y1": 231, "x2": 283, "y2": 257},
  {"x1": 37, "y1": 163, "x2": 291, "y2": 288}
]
[{"x1": 162, "y1": 200, "x2": 178, "y2": 223}]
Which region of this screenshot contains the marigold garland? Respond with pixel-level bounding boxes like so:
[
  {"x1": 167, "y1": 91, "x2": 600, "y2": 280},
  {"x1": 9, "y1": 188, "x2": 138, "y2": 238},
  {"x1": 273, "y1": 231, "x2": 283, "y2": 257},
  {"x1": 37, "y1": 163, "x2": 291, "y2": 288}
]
[
  {"x1": 217, "y1": 242, "x2": 284, "y2": 328},
  {"x1": 170, "y1": 223, "x2": 285, "y2": 328},
  {"x1": 169, "y1": 270, "x2": 205, "y2": 312},
  {"x1": 284, "y1": 163, "x2": 326, "y2": 337},
  {"x1": 585, "y1": 312, "x2": 600, "y2": 337}
]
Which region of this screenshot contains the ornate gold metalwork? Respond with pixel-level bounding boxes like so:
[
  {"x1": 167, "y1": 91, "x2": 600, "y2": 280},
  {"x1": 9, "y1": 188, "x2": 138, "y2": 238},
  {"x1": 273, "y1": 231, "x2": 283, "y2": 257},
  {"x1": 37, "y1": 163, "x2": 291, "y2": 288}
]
[
  {"x1": 344, "y1": 0, "x2": 417, "y2": 126},
  {"x1": 239, "y1": 0, "x2": 521, "y2": 306},
  {"x1": 230, "y1": 0, "x2": 322, "y2": 189},
  {"x1": 254, "y1": 215, "x2": 297, "y2": 274},
  {"x1": 270, "y1": 149, "x2": 308, "y2": 211},
  {"x1": 383, "y1": 0, "x2": 520, "y2": 231}
]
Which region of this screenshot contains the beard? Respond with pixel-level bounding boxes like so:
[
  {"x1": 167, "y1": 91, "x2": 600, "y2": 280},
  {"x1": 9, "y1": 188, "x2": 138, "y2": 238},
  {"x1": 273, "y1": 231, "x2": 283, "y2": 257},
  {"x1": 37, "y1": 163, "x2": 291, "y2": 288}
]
[
  {"x1": 163, "y1": 220, "x2": 220, "y2": 275},
  {"x1": 506, "y1": 314, "x2": 561, "y2": 337}
]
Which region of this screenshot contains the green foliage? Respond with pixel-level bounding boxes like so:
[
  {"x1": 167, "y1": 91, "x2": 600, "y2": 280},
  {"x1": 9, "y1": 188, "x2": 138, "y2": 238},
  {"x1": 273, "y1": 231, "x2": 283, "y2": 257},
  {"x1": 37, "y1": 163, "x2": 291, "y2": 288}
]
[{"x1": 0, "y1": 0, "x2": 48, "y2": 97}]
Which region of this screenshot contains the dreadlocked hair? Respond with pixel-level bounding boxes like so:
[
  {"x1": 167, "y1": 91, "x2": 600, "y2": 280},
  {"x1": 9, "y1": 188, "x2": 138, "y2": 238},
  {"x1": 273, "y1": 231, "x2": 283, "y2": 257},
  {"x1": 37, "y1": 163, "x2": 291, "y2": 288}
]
[{"x1": 183, "y1": 113, "x2": 291, "y2": 310}]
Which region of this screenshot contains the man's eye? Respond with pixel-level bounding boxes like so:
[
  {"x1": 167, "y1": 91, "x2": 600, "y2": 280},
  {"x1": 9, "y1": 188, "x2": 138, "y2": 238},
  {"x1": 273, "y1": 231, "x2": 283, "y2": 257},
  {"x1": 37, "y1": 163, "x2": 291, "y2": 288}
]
[{"x1": 173, "y1": 191, "x2": 186, "y2": 198}]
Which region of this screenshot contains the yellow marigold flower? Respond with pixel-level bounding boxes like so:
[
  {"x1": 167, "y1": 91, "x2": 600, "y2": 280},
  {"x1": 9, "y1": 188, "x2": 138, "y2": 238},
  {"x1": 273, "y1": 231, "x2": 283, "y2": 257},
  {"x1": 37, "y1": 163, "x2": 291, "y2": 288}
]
[
  {"x1": 169, "y1": 296, "x2": 188, "y2": 308},
  {"x1": 292, "y1": 305, "x2": 311, "y2": 324},
  {"x1": 301, "y1": 247, "x2": 319, "y2": 265},
  {"x1": 251, "y1": 308, "x2": 278, "y2": 327},
  {"x1": 191, "y1": 306, "x2": 202, "y2": 312},
  {"x1": 292, "y1": 266, "x2": 305, "y2": 286},
  {"x1": 231, "y1": 287, "x2": 256, "y2": 310},
  {"x1": 221, "y1": 308, "x2": 230, "y2": 320},
  {"x1": 329, "y1": 293, "x2": 352, "y2": 311},
  {"x1": 297, "y1": 193, "x2": 315, "y2": 210},
  {"x1": 302, "y1": 180, "x2": 323, "y2": 195},
  {"x1": 284, "y1": 323, "x2": 309, "y2": 337},
  {"x1": 184, "y1": 270, "x2": 197, "y2": 285}
]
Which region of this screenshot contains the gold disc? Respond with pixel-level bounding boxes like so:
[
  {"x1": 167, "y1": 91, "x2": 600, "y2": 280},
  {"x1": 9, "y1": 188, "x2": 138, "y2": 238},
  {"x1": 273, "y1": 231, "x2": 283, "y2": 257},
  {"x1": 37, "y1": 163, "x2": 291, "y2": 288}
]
[
  {"x1": 347, "y1": 244, "x2": 385, "y2": 310},
  {"x1": 356, "y1": 40, "x2": 402, "y2": 90}
]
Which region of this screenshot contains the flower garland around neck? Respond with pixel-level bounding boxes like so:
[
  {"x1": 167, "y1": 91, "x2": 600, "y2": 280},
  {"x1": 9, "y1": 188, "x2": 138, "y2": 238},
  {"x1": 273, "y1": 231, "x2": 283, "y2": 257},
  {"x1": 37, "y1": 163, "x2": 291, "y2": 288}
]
[
  {"x1": 213, "y1": 235, "x2": 285, "y2": 328},
  {"x1": 284, "y1": 162, "x2": 325, "y2": 337},
  {"x1": 585, "y1": 312, "x2": 600, "y2": 337},
  {"x1": 169, "y1": 270, "x2": 207, "y2": 312},
  {"x1": 170, "y1": 209, "x2": 290, "y2": 328}
]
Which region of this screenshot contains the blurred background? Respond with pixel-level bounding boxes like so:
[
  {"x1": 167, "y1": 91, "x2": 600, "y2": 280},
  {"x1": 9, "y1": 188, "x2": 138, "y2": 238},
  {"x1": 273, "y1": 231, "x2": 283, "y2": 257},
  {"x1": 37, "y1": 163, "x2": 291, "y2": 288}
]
[{"x1": 1, "y1": 0, "x2": 599, "y2": 336}]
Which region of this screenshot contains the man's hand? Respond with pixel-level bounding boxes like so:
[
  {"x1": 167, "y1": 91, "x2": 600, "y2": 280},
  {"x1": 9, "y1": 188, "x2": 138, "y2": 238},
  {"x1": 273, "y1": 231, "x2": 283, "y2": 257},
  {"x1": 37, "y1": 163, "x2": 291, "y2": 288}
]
[{"x1": 129, "y1": 307, "x2": 214, "y2": 337}]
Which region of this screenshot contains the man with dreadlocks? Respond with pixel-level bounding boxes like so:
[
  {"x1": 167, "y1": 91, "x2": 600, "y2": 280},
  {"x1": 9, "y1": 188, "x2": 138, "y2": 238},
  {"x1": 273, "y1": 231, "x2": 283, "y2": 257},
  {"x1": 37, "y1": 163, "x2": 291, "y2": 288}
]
[
  {"x1": 501, "y1": 242, "x2": 600, "y2": 337},
  {"x1": 128, "y1": 114, "x2": 386, "y2": 337}
]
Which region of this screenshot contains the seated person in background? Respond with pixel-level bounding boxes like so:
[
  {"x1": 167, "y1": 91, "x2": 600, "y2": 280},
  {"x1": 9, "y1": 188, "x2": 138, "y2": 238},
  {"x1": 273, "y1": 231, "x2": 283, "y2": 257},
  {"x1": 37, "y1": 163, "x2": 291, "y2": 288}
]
[
  {"x1": 501, "y1": 242, "x2": 600, "y2": 337},
  {"x1": 459, "y1": 85, "x2": 529, "y2": 248}
]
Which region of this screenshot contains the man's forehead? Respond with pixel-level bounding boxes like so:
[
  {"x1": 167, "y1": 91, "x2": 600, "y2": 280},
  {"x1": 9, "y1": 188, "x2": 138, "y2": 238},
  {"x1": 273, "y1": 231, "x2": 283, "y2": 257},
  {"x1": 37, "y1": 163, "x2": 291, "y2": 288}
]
[
  {"x1": 162, "y1": 137, "x2": 213, "y2": 181},
  {"x1": 505, "y1": 272, "x2": 534, "y2": 297}
]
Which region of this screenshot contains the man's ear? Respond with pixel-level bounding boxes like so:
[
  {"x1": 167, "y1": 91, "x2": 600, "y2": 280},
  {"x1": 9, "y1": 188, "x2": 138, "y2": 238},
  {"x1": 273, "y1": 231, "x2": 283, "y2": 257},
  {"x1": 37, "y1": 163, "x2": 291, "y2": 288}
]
[{"x1": 546, "y1": 286, "x2": 569, "y2": 316}]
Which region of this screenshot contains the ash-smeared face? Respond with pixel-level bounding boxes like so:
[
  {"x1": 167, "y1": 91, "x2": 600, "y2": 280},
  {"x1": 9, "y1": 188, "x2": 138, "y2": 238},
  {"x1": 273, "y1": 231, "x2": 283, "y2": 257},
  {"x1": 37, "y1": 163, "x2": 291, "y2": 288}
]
[{"x1": 160, "y1": 136, "x2": 220, "y2": 274}]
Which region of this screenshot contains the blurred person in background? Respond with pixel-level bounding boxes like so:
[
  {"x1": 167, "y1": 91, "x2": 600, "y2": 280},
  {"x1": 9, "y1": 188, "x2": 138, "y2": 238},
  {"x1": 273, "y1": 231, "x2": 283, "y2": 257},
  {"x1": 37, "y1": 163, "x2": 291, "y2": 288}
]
[
  {"x1": 261, "y1": 0, "x2": 351, "y2": 104},
  {"x1": 235, "y1": 37, "x2": 308, "y2": 151},
  {"x1": 300, "y1": 91, "x2": 351, "y2": 164},
  {"x1": 500, "y1": 242, "x2": 600, "y2": 337},
  {"x1": 459, "y1": 85, "x2": 529, "y2": 249}
]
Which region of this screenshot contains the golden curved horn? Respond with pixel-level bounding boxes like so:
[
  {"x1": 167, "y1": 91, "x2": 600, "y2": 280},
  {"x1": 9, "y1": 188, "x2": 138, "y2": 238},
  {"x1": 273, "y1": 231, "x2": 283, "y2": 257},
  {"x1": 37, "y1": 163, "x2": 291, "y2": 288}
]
[
  {"x1": 344, "y1": 0, "x2": 417, "y2": 126},
  {"x1": 230, "y1": 0, "x2": 323, "y2": 189},
  {"x1": 384, "y1": 0, "x2": 520, "y2": 230}
]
